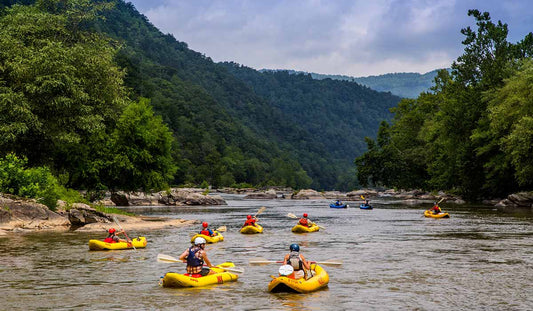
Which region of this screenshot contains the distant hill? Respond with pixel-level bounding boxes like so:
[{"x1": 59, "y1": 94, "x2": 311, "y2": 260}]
[{"x1": 266, "y1": 69, "x2": 447, "y2": 98}]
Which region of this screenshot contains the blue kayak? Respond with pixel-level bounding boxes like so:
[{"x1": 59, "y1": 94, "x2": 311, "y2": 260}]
[
  {"x1": 359, "y1": 204, "x2": 373, "y2": 210},
  {"x1": 330, "y1": 203, "x2": 348, "y2": 208}
]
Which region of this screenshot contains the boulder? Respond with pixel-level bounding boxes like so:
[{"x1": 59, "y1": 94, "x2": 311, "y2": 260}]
[
  {"x1": 244, "y1": 190, "x2": 277, "y2": 199},
  {"x1": 158, "y1": 188, "x2": 227, "y2": 205},
  {"x1": 291, "y1": 189, "x2": 325, "y2": 200}
]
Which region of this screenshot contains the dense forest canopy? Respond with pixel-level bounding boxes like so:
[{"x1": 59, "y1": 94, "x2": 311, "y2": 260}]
[
  {"x1": 0, "y1": 0, "x2": 400, "y2": 193},
  {"x1": 356, "y1": 10, "x2": 533, "y2": 200},
  {"x1": 272, "y1": 69, "x2": 446, "y2": 99}
]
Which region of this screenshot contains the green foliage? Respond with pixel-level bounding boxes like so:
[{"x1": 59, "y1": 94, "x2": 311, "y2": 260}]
[
  {"x1": 0, "y1": 154, "x2": 60, "y2": 209},
  {"x1": 356, "y1": 10, "x2": 533, "y2": 200},
  {"x1": 104, "y1": 98, "x2": 177, "y2": 192}
]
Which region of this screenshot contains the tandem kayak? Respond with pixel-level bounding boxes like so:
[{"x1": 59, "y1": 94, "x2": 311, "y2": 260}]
[
  {"x1": 359, "y1": 204, "x2": 373, "y2": 210},
  {"x1": 424, "y1": 210, "x2": 450, "y2": 218},
  {"x1": 190, "y1": 231, "x2": 224, "y2": 244},
  {"x1": 88, "y1": 236, "x2": 147, "y2": 251},
  {"x1": 330, "y1": 203, "x2": 348, "y2": 208},
  {"x1": 240, "y1": 224, "x2": 263, "y2": 234},
  {"x1": 161, "y1": 262, "x2": 239, "y2": 288},
  {"x1": 291, "y1": 224, "x2": 320, "y2": 233},
  {"x1": 268, "y1": 264, "x2": 329, "y2": 293}
]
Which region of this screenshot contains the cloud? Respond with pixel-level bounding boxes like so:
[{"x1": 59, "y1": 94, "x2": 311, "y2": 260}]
[{"x1": 127, "y1": 0, "x2": 533, "y2": 76}]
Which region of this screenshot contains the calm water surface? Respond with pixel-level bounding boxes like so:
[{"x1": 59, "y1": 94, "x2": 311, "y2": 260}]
[{"x1": 1, "y1": 195, "x2": 532, "y2": 310}]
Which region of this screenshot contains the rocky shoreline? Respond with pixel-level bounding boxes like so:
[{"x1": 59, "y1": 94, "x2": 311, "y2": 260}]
[
  {"x1": 1, "y1": 187, "x2": 531, "y2": 236},
  {"x1": 0, "y1": 195, "x2": 196, "y2": 236}
]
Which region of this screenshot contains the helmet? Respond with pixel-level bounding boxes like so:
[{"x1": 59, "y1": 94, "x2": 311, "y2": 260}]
[
  {"x1": 108, "y1": 228, "x2": 116, "y2": 234},
  {"x1": 194, "y1": 237, "x2": 207, "y2": 245},
  {"x1": 289, "y1": 243, "x2": 300, "y2": 252},
  {"x1": 303, "y1": 213, "x2": 308, "y2": 217},
  {"x1": 202, "y1": 222, "x2": 208, "y2": 228},
  {"x1": 247, "y1": 215, "x2": 252, "y2": 219}
]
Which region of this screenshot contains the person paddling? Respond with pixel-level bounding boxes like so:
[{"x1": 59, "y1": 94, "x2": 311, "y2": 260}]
[
  {"x1": 199, "y1": 222, "x2": 216, "y2": 237},
  {"x1": 430, "y1": 202, "x2": 442, "y2": 214},
  {"x1": 103, "y1": 228, "x2": 130, "y2": 243},
  {"x1": 242, "y1": 215, "x2": 258, "y2": 227},
  {"x1": 298, "y1": 213, "x2": 313, "y2": 227},
  {"x1": 179, "y1": 237, "x2": 215, "y2": 276},
  {"x1": 283, "y1": 243, "x2": 311, "y2": 280}
]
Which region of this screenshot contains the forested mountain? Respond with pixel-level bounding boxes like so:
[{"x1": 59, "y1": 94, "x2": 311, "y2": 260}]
[
  {"x1": 221, "y1": 63, "x2": 401, "y2": 189},
  {"x1": 271, "y1": 69, "x2": 444, "y2": 98},
  {"x1": 0, "y1": 0, "x2": 400, "y2": 193},
  {"x1": 355, "y1": 10, "x2": 533, "y2": 200}
]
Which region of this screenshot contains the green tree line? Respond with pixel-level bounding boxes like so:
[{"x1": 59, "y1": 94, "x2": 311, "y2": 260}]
[{"x1": 356, "y1": 10, "x2": 533, "y2": 200}]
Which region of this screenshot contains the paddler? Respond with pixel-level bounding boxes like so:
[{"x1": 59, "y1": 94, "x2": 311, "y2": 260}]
[
  {"x1": 199, "y1": 222, "x2": 216, "y2": 237},
  {"x1": 430, "y1": 202, "x2": 442, "y2": 214},
  {"x1": 179, "y1": 237, "x2": 215, "y2": 276},
  {"x1": 283, "y1": 243, "x2": 311, "y2": 280},
  {"x1": 103, "y1": 228, "x2": 130, "y2": 243},
  {"x1": 298, "y1": 213, "x2": 313, "y2": 227},
  {"x1": 242, "y1": 215, "x2": 258, "y2": 227}
]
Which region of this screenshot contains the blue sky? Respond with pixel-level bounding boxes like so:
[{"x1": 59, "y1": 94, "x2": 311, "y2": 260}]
[{"x1": 126, "y1": 0, "x2": 533, "y2": 77}]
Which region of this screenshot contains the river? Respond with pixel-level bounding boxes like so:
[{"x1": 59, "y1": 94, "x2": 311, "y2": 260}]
[{"x1": 1, "y1": 195, "x2": 532, "y2": 310}]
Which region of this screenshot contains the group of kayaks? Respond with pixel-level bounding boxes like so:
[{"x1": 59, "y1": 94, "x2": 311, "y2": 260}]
[{"x1": 329, "y1": 201, "x2": 373, "y2": 209}]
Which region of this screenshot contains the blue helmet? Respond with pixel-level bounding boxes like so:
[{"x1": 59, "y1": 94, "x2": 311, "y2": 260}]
[{"x1": 289, "y1": 243, "x2": 300, "y2": 252}]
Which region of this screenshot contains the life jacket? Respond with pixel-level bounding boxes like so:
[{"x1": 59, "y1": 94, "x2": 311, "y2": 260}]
[
  {"x1": 103, "y1": 235, "x2": 116, "y2": 243},
  {"x1": 244, "y1": 219, "x2": 255, "y2": 226},
  {"x1": 200, "y1": 229, "x2": 211, "y2": 236},
  {"x1": 187, "y1": 246, "x2": 204, "y2": 268},
  {"x1": 299, "y1": 218, "x2": 308, "y2": 226},
  {"x1": 288, "y1": 251, "x2": 303, "y2": 271}
]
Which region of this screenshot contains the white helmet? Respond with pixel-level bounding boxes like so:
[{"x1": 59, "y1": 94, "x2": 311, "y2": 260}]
[{"x1": 194, "y1": 237, "x2": 207, "y2": 245}]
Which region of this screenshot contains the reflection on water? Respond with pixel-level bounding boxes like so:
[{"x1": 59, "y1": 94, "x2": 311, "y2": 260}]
[{"x1": 1, "y1": 196, "x2": 532, "y2": 310}]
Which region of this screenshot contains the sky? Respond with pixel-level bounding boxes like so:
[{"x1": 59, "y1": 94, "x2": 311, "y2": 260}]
[{"x1": 126, "y1": 0, "x2": 533, "y2": 77}]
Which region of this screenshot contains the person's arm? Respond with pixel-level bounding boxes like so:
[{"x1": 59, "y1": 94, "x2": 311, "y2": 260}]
[
  {"x1": 283, "y1": 254, "x2": 289, "y2": 265},
  {"x1": 300, "y1": 254, "x2": 311, "y2": 270},
  {"x1": 178, "y1": 249, "x2": 189, "y2": 262},
  {"x1": 201, "y1": 250, "x2": 214, "y2": 268}
]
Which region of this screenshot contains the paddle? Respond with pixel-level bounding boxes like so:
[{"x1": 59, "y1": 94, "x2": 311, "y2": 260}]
[
  {"x1": 113, "y1": 215, "x2": 135, "y2": 250},
  {"x1": 157, "y1": 254, "x2": 244, "y2": 274},
  {"x1": 215, "y1": 225, "x2": 227, "y2": 232},
  {"x1": 249, "y1": 258, "x2": 342, "y2": 267},
  {"x1": 287, "y1": 213, "x2": 326, "y2": 230},
  {"x1": 254, "y1": 206, "x2": 266, "y2": 218}
]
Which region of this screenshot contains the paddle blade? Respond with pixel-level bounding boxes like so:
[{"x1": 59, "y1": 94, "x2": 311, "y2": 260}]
[
  {"x1": 216, "y1": 225, "x2": 227, "y2": 232},
  {"x1": 287, "y1": 213, "x2": 298, "y2": 219},
  {"x1": 221, "y1": 267, "x2": 244, "y2": 274},
  {"x1": 360, "y1": 194, "x2": 365, "y2": 200},
  {"x1": 255, "y1": 206, "x2": 266, "y2": 217},
  {"x1": 157, "y1": 253, "x2": 181, "y2": 263}
]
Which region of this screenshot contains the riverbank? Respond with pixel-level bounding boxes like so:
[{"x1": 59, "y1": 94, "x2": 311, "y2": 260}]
[{"x1": 0, "y1": 195, "x2": 196, "y2": 236}]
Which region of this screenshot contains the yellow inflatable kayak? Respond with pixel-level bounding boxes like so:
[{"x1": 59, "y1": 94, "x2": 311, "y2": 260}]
[
  {"x1": 424, "y1": 210, "x2": 450, "y2": 218},
  {"x1": 291, "y1": 224, "x2": 320, "y2": 233},
  {"x1": 190, "y1": 231, "x2": 224, "y2": 243},
  {"x1": 88, "y1": 236, "x2": 147, "y2": 251},
  {"x1": 268, "y1": 264, "x2": 329, "y2": 293},
  {"x1": 161, "y1": 262, "x2": 239, "y2": 288},
  {"x1": 240, "y1": 224, "x2": 263, "y2": 234}
]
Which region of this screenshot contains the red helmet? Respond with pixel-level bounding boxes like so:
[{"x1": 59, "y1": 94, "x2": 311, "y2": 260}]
[
  {"x1": 202, "y1": 222, "x2": 208, "y2": 228},
  {"x1": 303, "y1": 213, "x2": 308, "y2": 217},
  {"x1": 108, "y1": 228, "x2": 116, "y2": 234},
  {"x1": 247, "y1": 215, "x2": 252, "y2": 219}
]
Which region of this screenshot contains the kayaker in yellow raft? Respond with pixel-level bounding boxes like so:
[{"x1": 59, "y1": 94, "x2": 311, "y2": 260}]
[
  {"x1": 199, "y1": 222, "x2": 216, "y2": 237},
  {"x1": 283, "y1": 243, "x2": 311, "y2": 280},
  {"x1": 298, "y1": 213, "x2": 314, "y2": 227},
  {"x1": 242, "y1": 215, "x2": 258, "y2": 227},
  {"x1": 430, "y1": 202, "x2": 442, "y2": 214},
  {"x1": 179, "y1": 237, "x2": 215, "y2": 276},
  {"x1": 103, "y1": 228, "x2": 131, "y2": 244}
]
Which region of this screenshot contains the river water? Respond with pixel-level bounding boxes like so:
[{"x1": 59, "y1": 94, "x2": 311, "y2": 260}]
[{"x1": 1, "y1": 195, "x2": 532, "y2": 310}]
